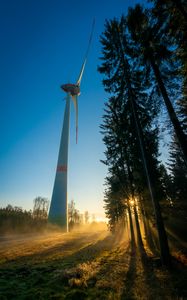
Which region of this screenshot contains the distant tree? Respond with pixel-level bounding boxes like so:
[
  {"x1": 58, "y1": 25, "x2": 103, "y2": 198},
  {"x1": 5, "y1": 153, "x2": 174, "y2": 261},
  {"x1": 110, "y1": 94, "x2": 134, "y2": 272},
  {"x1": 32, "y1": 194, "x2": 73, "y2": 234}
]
[
  {"x1": 68, "y1": 200, "x2": 76, "y2": 226},
  {"x1": 91, "y1": 214, "x2": 96, "y2": 223},
  {"x1": 80, "y1": 213, "x2": 84, "y2": 224},
  {"x1": 84, "y1": 211, "x2": 89, "y2": 224},
  {"x1": 68, "y1": 200, "x2": 82, "y2": 230},
  {"x1": 0, "y1": 205, "x2": 33, "y2": 233},
  {"x1": 33, "y1": 197, "x2": 49, "y2": 221}
]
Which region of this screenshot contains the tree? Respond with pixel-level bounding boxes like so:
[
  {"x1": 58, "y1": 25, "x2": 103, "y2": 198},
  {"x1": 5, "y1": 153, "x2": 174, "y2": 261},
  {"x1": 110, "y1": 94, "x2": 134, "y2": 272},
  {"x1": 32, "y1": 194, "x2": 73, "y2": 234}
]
[
  {"x1": 0, "y1": 205, "x2": 33, "y2": 233},
  {"x1": 84, "y1": 211, "x2": 89, "y2": 224},
  {"x1": 33, "y1": 197, "x2": 49, "y2": 221},
  {"x1": 168, "y1": 135, "x2": 187, "y2": 213},
  {"x1": 68, "y1": 200, "x2": 82, "y2": 230},
  {"x1": 150, "y1": 0, "x2": 187, "y2": 39},
  {"x1": 149, "y1": 0, "x2": 187, "y2": 221},
  {"x1": 127, "y1": 4, "x2": 187, "y2": 165},
  {"x1": 99, "y1": 16, "x2": 171, "y2": 266},
  {"x1": 91, "y1": 214, "x2": 96, "y2": 223}
]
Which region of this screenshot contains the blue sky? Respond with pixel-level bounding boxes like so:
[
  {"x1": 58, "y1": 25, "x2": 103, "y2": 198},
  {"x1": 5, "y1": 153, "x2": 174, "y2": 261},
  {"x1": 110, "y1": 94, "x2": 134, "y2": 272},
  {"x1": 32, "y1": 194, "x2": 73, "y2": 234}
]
[{"x1": 0, "y1": 0, "x2": 147, "y2": 217}]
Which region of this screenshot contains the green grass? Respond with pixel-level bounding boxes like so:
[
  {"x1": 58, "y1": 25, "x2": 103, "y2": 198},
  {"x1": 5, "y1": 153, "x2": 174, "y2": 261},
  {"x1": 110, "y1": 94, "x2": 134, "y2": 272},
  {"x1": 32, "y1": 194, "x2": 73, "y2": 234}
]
[{"x1": 0, "y1": 228, "x2": 187, "y2": 299}]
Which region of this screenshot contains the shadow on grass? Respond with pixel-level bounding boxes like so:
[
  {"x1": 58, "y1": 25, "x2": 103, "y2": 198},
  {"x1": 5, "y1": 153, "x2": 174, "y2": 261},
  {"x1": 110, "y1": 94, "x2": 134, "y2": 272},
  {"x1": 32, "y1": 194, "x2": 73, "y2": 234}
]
[
  {"x1": 121, "y1": 223, "x2": 182, "y2": 300},
  {"x1": 139, "y1": 220, "x2": 187, "y2": 299},
  {"x1": 114, "y1": 225, "x2": 186, "y2": 300},
  {"x1": 120, "y1": 239, "x2": 137, "y2": 299},
  {"x1": 85, "y1": 242, "x2": 130, "y2": 300},
  {"x1": 1, "y1": 228, "x2": 186, "y2": 300},
  {"x1": 0, "y1": 232, "x2": 118, "y2": 299}
]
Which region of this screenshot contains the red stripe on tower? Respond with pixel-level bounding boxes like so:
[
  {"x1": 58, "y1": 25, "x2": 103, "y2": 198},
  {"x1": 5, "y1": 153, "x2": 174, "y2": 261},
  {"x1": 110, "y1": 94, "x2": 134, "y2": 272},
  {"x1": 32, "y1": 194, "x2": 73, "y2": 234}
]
[{"x1": 57, "y1": 165, "x2": 67, "y2": 172}]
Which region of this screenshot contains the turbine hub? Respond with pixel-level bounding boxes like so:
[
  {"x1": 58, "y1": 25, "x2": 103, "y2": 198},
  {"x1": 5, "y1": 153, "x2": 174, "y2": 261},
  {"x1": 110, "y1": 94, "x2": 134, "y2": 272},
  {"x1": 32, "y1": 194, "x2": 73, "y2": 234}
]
[{"x1": 61, "y1": 83, "x2": 80, "y2": 96}]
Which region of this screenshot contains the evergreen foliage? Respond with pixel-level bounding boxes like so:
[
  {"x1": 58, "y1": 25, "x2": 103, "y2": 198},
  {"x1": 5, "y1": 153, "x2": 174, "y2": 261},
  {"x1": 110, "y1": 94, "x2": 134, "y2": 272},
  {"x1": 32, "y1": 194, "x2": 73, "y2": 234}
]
[
  {"x1": 99, "y1": 1, "x2": 187, "y2": 267},
  {"x1": 0, "y1": 200, "x2": 48, "y2": 233}
]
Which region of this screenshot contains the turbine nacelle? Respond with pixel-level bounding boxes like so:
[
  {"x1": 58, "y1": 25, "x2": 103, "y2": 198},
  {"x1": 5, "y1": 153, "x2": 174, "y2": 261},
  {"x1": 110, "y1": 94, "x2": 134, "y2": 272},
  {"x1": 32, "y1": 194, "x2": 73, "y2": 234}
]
[{"x1": 61, "y1": 83, "x2": 80, "y2": 96}]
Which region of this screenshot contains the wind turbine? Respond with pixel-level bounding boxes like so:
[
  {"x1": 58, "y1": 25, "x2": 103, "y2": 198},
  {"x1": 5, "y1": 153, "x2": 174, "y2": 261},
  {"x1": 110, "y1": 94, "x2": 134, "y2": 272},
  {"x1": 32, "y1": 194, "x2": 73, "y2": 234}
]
[{"x1": 48, "y1": 20, "x2": 95, "y2": 231}]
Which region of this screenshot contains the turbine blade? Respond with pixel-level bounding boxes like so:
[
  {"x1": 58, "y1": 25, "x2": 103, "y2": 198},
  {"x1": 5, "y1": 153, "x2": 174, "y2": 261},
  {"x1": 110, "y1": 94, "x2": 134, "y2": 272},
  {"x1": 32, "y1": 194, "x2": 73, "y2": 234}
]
[
  {"x1": 76, "y1": 59, "x2": 87, "y2": 87},
  {"x1": 76, "y1": 18, "x2": 95, "y2": 86},
  {"x1": 72, "y1": 95, "x2": 78, "y2": 143}
]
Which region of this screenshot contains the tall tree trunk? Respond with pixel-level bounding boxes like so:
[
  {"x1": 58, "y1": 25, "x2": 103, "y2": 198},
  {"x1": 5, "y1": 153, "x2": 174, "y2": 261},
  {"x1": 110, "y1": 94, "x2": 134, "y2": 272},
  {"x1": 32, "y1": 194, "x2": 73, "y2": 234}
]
[
  {"x1": 127, "y1": 199, "x2": 135, "y2": 247},
  {"x1": 130, "y1": 94, "x2": 171, "y2": 267},
  {"x1": 140, "y1": 200, "x2": 159, "y2": 254},
  {"x1": 133, "y1": 201, "x2": 144, "y2": 250},
  {"x1": 142, "y1": 208, "x2": 156, "y2": 251},
  {"x1": 125, "y1": 161, "x2": 144, "y2": 250},
  {"x1": 116, "y1": 30, "x2": 171, "y2": 266},
  {"x1": 149, "y1": 56, "x2": 187, "y2": 165}
]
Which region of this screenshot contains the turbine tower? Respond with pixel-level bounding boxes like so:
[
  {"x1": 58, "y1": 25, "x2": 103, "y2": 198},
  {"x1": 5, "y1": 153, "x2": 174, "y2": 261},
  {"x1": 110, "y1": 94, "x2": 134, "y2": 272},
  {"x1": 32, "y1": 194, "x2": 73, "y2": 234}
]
[{"x1": 48, "y1": 20, "x2": 95, "y2": 231}]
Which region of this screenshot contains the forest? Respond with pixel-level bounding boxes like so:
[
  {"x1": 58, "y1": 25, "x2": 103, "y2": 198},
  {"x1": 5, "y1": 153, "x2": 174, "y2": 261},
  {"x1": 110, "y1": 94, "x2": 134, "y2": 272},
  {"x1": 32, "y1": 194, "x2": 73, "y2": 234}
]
[{"x1": 98, "y1": 0, "x2": 187, "y2": 268}]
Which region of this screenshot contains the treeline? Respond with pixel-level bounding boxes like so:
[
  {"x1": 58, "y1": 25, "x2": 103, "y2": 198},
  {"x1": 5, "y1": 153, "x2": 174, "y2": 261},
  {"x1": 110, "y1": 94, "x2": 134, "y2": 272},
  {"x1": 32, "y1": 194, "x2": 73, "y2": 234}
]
[
  {"x1": 0, "y1": 197, "x2": 49, "y2": 234},
  {"x1": 99, "y1": 0, "x2": 187, "y2": 267},
  {"x1": 0, "y1": 198, "x2": 93, "y2": 233}
]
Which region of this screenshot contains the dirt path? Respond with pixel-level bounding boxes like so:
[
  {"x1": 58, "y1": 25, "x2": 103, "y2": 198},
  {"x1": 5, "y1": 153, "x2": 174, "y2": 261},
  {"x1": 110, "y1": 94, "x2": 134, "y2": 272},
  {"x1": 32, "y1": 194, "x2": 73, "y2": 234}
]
[{"x1": 0, "y1": 226, "x2": 186, "y2": 299}]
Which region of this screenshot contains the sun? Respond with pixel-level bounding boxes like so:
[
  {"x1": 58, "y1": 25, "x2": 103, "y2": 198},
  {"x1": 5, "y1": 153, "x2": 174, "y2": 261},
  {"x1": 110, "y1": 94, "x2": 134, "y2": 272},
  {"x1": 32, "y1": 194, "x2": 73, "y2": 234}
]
[{"x1": 95, "y1": 216, "x2": 108, "y2": 223}]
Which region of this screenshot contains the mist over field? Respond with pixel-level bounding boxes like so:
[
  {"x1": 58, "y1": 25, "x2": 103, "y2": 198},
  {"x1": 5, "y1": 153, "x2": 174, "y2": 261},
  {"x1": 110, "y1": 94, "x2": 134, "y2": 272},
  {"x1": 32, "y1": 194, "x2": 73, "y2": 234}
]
[{"x1": 0, "y1": 217, "x2": 187, "y2": 299}]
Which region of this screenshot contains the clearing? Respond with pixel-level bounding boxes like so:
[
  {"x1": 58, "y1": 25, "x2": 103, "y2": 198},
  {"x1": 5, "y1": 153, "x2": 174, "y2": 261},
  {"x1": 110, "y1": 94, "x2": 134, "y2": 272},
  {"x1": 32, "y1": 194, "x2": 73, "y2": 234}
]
[{"x1": 0, "y1": 224, "x2": 187, "y2": 299}]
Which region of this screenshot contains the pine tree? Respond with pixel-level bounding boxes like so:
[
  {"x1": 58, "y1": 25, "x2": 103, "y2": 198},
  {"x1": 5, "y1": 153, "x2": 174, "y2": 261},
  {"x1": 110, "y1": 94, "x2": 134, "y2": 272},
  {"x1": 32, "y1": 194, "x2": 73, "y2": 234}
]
[
  {"x1": 168, "y1": 136, "x2": 187, "y2": 214},
  {"x1": 151, "y1": 0, "x2": 187, "y2": 156},
  {"x1": 150, "y1": 0, "x2": 187, "y2": 218},
  {"x1": 127, "y1": 4, "x2": 187, "y2": 165},
  {"x1": 99, "y1": 16, "x2": 171, "y2": 266}
]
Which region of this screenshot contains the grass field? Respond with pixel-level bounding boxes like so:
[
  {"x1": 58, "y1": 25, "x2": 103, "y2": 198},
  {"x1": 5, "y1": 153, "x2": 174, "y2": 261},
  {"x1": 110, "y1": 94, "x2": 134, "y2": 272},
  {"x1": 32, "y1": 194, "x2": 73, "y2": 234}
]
[{"x1": 0, "y1": 224, "x2": 187, "y2": 299}]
